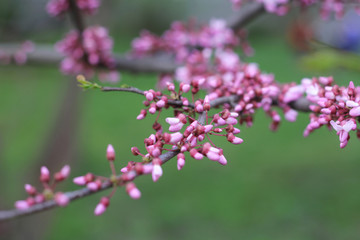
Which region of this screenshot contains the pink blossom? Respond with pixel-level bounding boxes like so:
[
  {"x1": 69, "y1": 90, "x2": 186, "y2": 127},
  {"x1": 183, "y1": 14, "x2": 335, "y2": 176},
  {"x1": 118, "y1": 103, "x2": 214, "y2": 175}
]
[
  {"x1": 24, "y1": 184, "x2": 36, "y2": 195},
  {"x1": 177, "y1": 153, "x2": 186, "y2": 170},
  {"x1": 218, "y1": 155, "x2": 227, "y2": 165},
  {"x1": 330, "y1": 120, "x2": 356, "y2": 148},
  {"x1": 55, "y1": 192, "x2": 69, "y2": 207},
  {"x1": 40, "y1": 166, "x2": 50, "y2": 183},
  {"x1": 126, "y1": 182, "x2": 141, "y2": 199},
  {"x1": 152, "y1": 158, "x2": 163, "y2": 182},
  {"x1": 73, "y1": 176, "x2": 87, "y2": 185},
  {"x1": 94, "y1": 197, "x2": 110, "y2": 216},
  {"x1": 284, "y1": 109, "x2": 298, "y2": 122},
  {"x1": 15, "y1": 200, "x2": 30, "y2": 210},
  {"x1": 106, "y1": 144, "x2": 115, "y2": 161},
  {"x1": 190, "y1": 149, "x2": 204, "y2": 160}
]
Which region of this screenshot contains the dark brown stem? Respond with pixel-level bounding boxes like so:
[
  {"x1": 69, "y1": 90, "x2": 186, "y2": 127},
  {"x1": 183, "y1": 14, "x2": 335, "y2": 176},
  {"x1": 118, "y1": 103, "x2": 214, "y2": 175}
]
[
  {"x1": 68, "y1": 0, "x2": 85, "y2": 32},
  {"x1": 101, "y1": 86, "x2": 195, "y2": 108}
]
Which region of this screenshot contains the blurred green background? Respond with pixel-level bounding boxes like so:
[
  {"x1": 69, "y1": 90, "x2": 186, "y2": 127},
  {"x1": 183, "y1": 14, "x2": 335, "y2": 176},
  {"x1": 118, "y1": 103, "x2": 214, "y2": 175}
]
[{"x1": 1, "y1": 1, "x2": 360, "y2": 240}]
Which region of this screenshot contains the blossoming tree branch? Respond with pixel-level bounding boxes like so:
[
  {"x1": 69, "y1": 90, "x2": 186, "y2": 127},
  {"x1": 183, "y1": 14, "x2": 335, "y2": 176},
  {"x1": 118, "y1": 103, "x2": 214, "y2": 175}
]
[{"x1": 1, "y1": 0, "x2": 359, "y2": 221}]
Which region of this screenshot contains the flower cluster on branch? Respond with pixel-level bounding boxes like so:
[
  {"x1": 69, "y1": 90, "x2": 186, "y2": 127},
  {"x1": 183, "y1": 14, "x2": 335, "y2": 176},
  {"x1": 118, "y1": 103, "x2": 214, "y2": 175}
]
[
  {"x1": 15, "y1": 166, "x2": 71, "y2": 210},
  {"x1": 230, "y1": 0, "x2": 360, "y2": 19},
  {"x1": 47, "y1": 0, "x2": 119, "y2": 82}
]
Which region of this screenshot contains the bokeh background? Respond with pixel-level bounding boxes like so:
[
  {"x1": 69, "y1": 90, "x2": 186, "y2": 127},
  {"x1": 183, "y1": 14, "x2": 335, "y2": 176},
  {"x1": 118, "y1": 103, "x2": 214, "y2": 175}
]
[{"x1": 1, "y1": 0, "x2": 360, "y2": 239}]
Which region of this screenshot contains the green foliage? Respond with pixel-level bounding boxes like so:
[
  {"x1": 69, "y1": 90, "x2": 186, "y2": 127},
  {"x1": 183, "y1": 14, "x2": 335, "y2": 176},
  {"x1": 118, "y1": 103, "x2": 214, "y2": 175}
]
[
  {"x1": 77, "y1": 75, "x2": 102, "y2": 90},
  {"x1": 301, "y1": 49, "x2": 360, "y2": 72}
]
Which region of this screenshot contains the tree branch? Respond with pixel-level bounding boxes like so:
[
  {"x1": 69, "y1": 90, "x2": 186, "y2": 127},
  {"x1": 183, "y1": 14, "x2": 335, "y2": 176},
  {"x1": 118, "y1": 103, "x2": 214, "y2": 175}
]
[
  {"x1": 0, "y1": 43, "x2": 178, "y2": 73},
  {"x1": 68, "y1": 0, "x2": 86, "y2": 32},
  {"x1": 227, "y1": 2, "x2": 265, "y2": 31}
]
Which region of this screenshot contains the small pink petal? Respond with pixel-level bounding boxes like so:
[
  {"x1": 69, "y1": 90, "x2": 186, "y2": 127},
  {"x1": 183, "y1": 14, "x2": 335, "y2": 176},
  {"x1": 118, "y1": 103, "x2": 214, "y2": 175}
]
[
  {"x1": 94, "y1": 203, "x2": 106, "y2": 216},
  {"x1": 73, "y1": 176, "x2": 86, "y2": 185},
  {"x1": 55, "y1": 192, "x2": 69, "y2": 207},
  {"x1": 106, "y1": 144, "x2": 115, "y2": 161},
  {"x1": 15, "y1": 200, "x2": 29, "y2": 210},
  {"x1": 219, "y1": 155, "x2": 227, "y2": 165},
  {"x1": 152, "y1": 165, "x2": 163, "y2": 182},
  {"x1": 349, "y1": 106, "x2": 360, "y2": 117},
  {"x1": 60, "y1": 165, "x2": 71, "y2": 178},
  {"x1": 129, "y1": 188, "x2": 141, "y2": 199}
]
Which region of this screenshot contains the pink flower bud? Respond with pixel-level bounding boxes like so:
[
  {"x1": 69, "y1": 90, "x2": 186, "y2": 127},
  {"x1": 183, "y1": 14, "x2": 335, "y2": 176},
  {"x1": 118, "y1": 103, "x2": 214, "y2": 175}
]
[
  {"x1": 145, "y1": 91, "x2": 154, "y2": 101},
  {"x1": 137, "y1": 109, "x2": 147, "y2": 120},
  {"x1": 203, "y1": 95, "x2": 210, "y2": 111},
  {"x1": 190, "y1": 149, "x2": 204, "y2": 160},
  {"x1": 284, "y1": 109, "x2": 298, "y2": 122},
  {"x1": 55, "y1": 192, "x2": 69, "y2": 207},
  {"x1": 149, "y1": 103, "x2": 157, "y2": 114},
  {"x1": 87, "y1": 180, "x2": 101, "y2": 191},
  {"x1": 142, "y1": 164, "x2": 153, "y2": 174},
  {"x1": 15, "y1": 200, "x2": 30, "y2": 210},
  {"x1": 166, "y1": 82, "x2": 175, "y2": 91},
  {"x1": 106, "y1": 144, "x2": 115, "y2": 161},
  {"x1": 55, "y1": 165, "x2": 71, "y2": 181},
  {"x1": 40, "y1": 166, "x2": 50, "y2": 183},
  {"x1": 25, "y1": 184, "x2": 36, "y2": 195},
  {"x1": 126, "y1": 182, "x2": 141, "y2": 199},
  {"x1": 152, "y1": 158, "x2": 163, "y2": 182},
  {"x1": 94, "y1": 197, "x2": 110, "y2": 216},
  {"x1": 219, "y1": 155, "x2": 227, "y2": 165},
  {"x1": 73, "y1": 176, "x2": 87, "y2": 185},
  {"x1": 180, "y1": 83, "x2": 191, "y2": 93},
  {"x1": 60, "y1": 165, "x2": 71, "y2": 178},
  {"x1": 131, "y1": 147, "x2": 140, "y2": 156},
  {"x1": 227, "y1": 133, "x2": 243, "y2": 144},
  {"x1": 166, "y1": 117, "x2": 180, "y2": 125},
  {"x1": 349, "y1": 106, "x2": 360, "y2": 117},
  {"x1": 177, "y1": 153, "x2": 185, "y2": 170}
]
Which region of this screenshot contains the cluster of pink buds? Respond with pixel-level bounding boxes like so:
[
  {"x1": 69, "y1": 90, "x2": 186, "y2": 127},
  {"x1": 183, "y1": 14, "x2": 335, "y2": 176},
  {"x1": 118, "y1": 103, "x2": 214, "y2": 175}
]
[
  {"x1": 73, "y1": 145, "x2": 142, "y2": 216},
  {"x1": 284, "y1": 77, "x2": 360, "y2": 148},
  {"x1": 132, "y1": 18, "x2": 303, "y2": 131},
  {"x1": 132, "y1": 83, "x2": 247, "y2": 177},
  {"x1": 15, "y1": 165, "x2": 71, "y2": 210},
  {"x1": 56, "y1": 26, "x2": 119, "y2": 82},
  {"x1": 46, "y1": 0, "x2": 100, "y2": 17},
  {"x1": 47, "y1": 0, "x2": 118, "y2": 82},
  {"x1": 230, "y1": 0, "x2": 359, "y2": 19},
  {"x1": 132, "y1": 19, "x2": 242, "y2": 61},
  {"x1": 137, "y1": 83, "x2": 191, "y2": 121},
  {"x1": 0, "y1": 41, "x2": 35, "y2": 65}
]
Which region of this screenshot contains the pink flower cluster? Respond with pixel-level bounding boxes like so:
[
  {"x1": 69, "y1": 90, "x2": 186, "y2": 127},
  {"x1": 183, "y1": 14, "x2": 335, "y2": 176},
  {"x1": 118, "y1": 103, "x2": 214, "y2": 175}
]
[
  {"x1": 284, "y1": 77, "x2": 360, "y2": 148},
  {"x1": 46, "y1": 0, "x2": 100, "y2": 17},
  {"x1": 132, "y1": 19, "x2": 244, "y2": 61},
  {"x1": 0, "y1": 41, "x2": 35, "y2": 65},
  {"x1": 133, "y1": 83, "x2": 245, "y2": 175},
  {"x1": 230, "y1": 0, "x2": 359, "y2": 19},
  {"x1": 132, "y1": 18, "x2": 297, "y2": 130},
  {"x1": 56, "y1": 26, "x2": 119, "y2": 82},
  {"x1": 173, "y1": 55, "x2": 298, "y2": 130},
  {"x1": 73, "y1": 145, "x2": 142, "y2": 216},
  {"x1": 15, "y1": 165, "x2": 71, "y2": 210}
]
